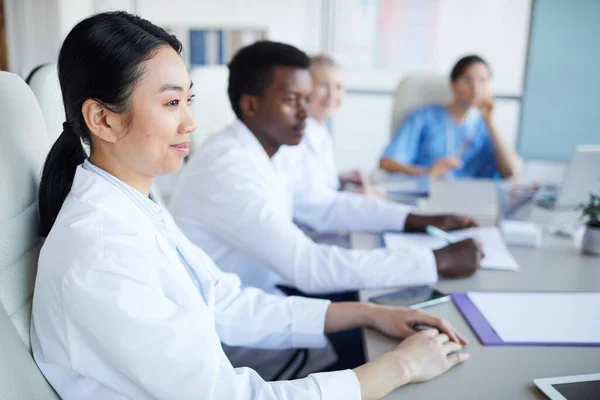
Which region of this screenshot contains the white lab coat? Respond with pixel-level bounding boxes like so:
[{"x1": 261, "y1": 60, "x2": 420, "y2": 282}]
[
  {"x1": 170, "y1": 119, "x2": 437, "y2": 296},
  {"x1": 296, "y1": 118, "x2": 340, "y2": 191},
  {"x1": 30, "y1": 166, "x2": 360, "y2": 400}
]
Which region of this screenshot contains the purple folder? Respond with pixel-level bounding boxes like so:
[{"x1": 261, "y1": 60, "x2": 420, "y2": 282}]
[{"x1": 451, "y1": 292, "x2": 600, "y2": 347}]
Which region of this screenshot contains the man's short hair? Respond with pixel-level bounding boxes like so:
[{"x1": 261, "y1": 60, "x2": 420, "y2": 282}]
[{"x1": 228, "y1": 41, "x2": 310, "y2": 119}]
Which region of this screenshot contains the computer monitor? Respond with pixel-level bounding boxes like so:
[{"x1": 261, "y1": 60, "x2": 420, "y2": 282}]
[{"x1": 553, "y1": 145, "x2": 600, "y2": 209}]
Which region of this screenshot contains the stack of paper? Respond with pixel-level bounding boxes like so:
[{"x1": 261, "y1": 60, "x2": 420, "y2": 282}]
[{"x1": 383, "y1": 226, "x2": 520, "y2": 271}]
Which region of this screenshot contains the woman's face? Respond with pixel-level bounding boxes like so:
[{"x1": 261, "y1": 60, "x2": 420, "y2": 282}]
[
  {"x1": 95, "y1": 45, "x2": 197, "y2": 178},
  {"x1": 451, "y1": 62, "x2": 491, "y2": 107},
  {"x1": 308, "y1": 64, "x2": 345, "y2": 122}
]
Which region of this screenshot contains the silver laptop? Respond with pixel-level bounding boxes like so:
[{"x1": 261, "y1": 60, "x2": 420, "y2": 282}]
[{"x1": 538, "y1": 145, "x2": 600, "y2": 209}]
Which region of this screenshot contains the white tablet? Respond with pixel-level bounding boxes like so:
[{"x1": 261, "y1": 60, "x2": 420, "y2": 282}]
[{"x1": 534, "y1": 373, "x2": 600, "y2": 400}]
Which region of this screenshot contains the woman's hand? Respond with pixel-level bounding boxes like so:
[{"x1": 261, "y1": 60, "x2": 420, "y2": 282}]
[
  {"x1": 429, "y1": 157, "x2": 463, "y2": 178},
  {"x1": 340, "y1": 169, "x2": 386, "y2": 197},
  {"x1": 368, "y1": 305, "x2": 468, "y2": 346},
  {"x1": 477, "y1": 94, "x2": 494, "y2": 123},
  {"x1": 351, "y1": 306, "x2": 469, "y2": 400},
  {"x1": 392, "y1": 329, "x2": 470, "y2": 383}
]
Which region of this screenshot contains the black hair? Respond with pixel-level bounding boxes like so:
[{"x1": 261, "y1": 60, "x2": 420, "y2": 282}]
[
  {"x1": 38, "y1": 11, "x2": 181, "y2": 236},
  {"x1": 227, "y1": 40, "x2": 310, "y2": 120},
  {"x1": 450, "y1": 55, "x2": 490, "y2": 82}
]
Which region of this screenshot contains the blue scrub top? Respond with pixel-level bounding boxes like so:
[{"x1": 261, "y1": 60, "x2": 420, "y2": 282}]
[{"x1": 382, "y1": 104, "x2": 496, "y2": 178}]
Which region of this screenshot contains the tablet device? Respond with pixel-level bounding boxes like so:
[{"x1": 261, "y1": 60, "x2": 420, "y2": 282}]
[
  {"x1": 369, "y1": 286, "x2": 450, "y2": 309},
  {"x1": 534, "y1": 373, "x2": 600, "y2": 400}
]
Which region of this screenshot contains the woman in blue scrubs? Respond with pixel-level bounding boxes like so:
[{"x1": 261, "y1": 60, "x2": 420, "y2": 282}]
[{"x1": 379, "y1": 55, "x2": 522, "y2": 179}]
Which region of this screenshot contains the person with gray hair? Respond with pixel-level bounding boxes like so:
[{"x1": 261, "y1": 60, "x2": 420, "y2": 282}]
[{"x1": 301, "y1": 54, "x2": 382, "y2": 195}]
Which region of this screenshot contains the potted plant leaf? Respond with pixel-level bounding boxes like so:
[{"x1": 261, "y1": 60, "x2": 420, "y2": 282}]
[{"x1": 580, "y1": 193, "x2": 600, "y2": 256}]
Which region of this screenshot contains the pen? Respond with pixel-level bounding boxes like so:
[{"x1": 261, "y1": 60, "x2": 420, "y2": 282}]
[{"x1": 425, "y1": 225, "x2": 457, "y2": 243}]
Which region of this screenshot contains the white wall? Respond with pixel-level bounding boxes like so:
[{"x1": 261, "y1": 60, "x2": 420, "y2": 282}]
[
  {"x1": 4, "y1": 0, "x2": 61, "y2": 77},
  {"x1": 53, "y1": 0, "x2": 314, "y2": 51},
  {"x1": 143, "y1": 0, "x2": 312, "y2": 49},
  {"x1": 6, "y1": 0, "x2": 318, "y2": 76},
  {"x1": 56, "y1": 0, "x2": 95, "y2": 39},
  {"x1": 434, "y1": 0, "x2": 531, "y2": 95}
]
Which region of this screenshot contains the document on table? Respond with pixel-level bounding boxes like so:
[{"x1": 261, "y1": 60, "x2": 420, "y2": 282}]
[
  {"x1": 383, "y1": 226, "x2": 519, "y2": 271},
  {"x1": 466, "y1": 292, "x2": 600, "y2": 344}
]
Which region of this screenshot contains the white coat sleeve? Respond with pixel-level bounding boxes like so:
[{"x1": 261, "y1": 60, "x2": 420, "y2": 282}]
[
  {"x1": 177, "y1": 236, "x2": 333, "y2": 349},
  {"x1": 61, "y1": 255, "x2": 361, "y2": 400},
  {"x1": 290, "y1": 146, "x2": 413, "y2": 234},
  {"x1": 187, "y1": 158, "x2": 437, "y2": 294},
  {"x1": 293, "y1": 185, "x2": 413, "y2": 234}
]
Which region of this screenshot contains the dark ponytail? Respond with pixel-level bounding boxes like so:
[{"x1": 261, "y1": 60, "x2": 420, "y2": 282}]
[
  {"x1": 39, "y1": 123, "x2": 87, "y2": 236},
  {"x1": 38, "y1": 11, "x2": 181, "y2": 236}
]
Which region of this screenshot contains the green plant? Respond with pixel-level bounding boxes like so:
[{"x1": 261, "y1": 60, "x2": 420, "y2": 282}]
[{"x1": 580, "y1": 193, "x2": 600, "y2": 228}]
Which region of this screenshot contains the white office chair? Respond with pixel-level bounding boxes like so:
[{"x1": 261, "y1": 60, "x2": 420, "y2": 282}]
[
  {"x1": 189, "y1": 65, "x2": 235, "y2": 154},
  {"x1": 390, "y1": 73, "x2": 453, "y2": 137},
  {"x1": 27, "y1": 64, "x2": 65, "y2": 147},
  {"x1": 0, "y1": 72, "x2": 60, "y2": 398}
]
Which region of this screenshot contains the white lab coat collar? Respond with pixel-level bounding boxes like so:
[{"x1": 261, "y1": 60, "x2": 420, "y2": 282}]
[
  {"x1": 71, "y1": 166, "x2": 160, "y2": 240},
  {"x1": 229, "y1": 118, "x2": 295, "y2": 181},
  {"x1": 231, "y1": 119, "x2": 274, "y2": 160}
]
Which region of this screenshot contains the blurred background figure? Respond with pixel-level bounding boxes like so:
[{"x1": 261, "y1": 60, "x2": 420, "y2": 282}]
[
  {"x1": 304, "y1": 54, "x2": 383, "y2": 196},
  {"x1": 379, "y1": 55, "x2": 522, "y2": 179}
]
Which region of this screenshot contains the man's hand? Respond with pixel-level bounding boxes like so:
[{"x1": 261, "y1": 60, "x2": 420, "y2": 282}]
[
  {"x1": 405, "y1": 214, "x2": 478, "y2": 233},
  {"x1": 434, "y1": 239, "x2": 484, "y2": 278}
]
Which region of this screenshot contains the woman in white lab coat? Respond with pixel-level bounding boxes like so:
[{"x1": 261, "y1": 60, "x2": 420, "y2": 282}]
[
  {"x1": 31, "y1": 11, "x2": 469, "y2": 400},
  {"x1": 302, "y1": 55, "x2": 382, "y2": 196}
]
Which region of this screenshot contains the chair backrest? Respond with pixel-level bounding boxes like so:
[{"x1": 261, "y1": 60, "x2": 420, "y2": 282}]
[
  {"x1": 26, "y1": 64, "x2": 65, "y2": 147},
  {"x1": 0, "y1": 71, "x2": 60, "y2": 399},
  {"x1": 189, "y1": 65, "x2": 235, "y2": 153},
  {"x1": 390, "y1": 73, "x2": 453, "y2": 137}
]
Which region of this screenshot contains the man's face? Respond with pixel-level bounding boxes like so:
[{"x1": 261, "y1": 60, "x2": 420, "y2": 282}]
[{"x1": 248, "y1": 66, "x2": 312, "y2": 147}]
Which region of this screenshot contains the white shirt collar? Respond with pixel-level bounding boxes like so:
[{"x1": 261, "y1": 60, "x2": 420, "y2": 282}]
[
  {"x1": 231, "y1": 118, "x2": 295, "y2": 167},
  {"x1": 231, "y1": 119, "x2": 268, "y2": 154}
]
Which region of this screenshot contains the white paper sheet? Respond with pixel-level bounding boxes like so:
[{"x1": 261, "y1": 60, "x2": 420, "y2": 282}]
[
  {"x1": 383, "y1": 227, "x2": 520, "y2": 271},
  {"x1": 468, "y1": 292, "x2": 600, "y2": 343}
]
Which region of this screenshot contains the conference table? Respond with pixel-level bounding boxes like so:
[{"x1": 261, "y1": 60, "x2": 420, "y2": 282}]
[{"x1": 353, "y1": 180, "x2": 600, "y2": 399}]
